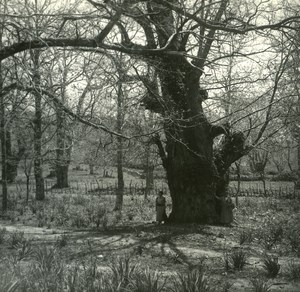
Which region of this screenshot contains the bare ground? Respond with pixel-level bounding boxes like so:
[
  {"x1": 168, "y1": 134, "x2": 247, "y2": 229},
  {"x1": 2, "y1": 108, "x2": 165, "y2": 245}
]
[{"x1": 1, "y1": 213, "x2": 299, "y2": 292}]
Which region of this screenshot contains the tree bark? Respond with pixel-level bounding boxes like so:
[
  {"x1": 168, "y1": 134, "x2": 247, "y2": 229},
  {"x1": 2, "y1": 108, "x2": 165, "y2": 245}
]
[
  {"x1": 165, "y1": 130, "x2": 245, "y2": 224},
  {"x1": 214, "y1": 132, "x2": 246, "y2": 211},
  {"x1": 165, "y1": 141, "x2": 218, "y2": 223}
]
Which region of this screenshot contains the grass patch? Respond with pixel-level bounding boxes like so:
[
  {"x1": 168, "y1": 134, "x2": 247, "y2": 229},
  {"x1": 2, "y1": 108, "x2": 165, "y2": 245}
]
[
  {"x1": 262, "y1": 254, "x2": 280, "y2": 278},
  {"x1": 239, "y1": 229, "x2": 254, "y2": 245},
  {"x1": 250, "y1": 278, "x2": 272, "y2": 292},
  {"x1": 172, "y1": 268, "x2": 211, "y2": 292},
  {"x1": 224, "y1": 248, "x2": 248, "y2": 271}
]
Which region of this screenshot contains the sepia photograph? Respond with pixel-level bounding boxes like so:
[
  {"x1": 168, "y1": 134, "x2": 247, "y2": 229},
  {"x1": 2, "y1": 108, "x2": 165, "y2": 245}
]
[{"x1": 0, "y1": 0, "x2": 300, "y2": 291}]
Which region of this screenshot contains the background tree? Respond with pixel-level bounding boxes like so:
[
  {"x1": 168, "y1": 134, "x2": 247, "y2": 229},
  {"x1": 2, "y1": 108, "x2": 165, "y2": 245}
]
[
  {"x1": 0, "y1": 0, "x2": 9, "y2": 211},
  {"x1": 47, "y1": 49, "x2": 92, "y2": 188},
  {"x1": 0, "y1": 57, "x2": 8, "y2": 212}
]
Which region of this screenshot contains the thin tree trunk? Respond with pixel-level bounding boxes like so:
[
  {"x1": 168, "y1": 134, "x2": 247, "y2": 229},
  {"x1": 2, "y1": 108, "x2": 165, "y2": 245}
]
[
  {"x1": 144, "y1": 143, "x2": 154, "y2": 200},
  {"x1": 55, "y1": 49, "x2": 71, "y2": 189},
  {"x1": 295, "y1": 139, "x2": 300, "y2": 196},
  {"x1": 55, "y1": 105, "x2": 69, "y2": 188},
  {"x1": 32, "y1": 50, "x2": 45, "y2": 201},
  {"x1": 5, "y1": 101, "x2": 26, "y2": 183},
  {"x1": 0, "y1": 62, "x2": 8, "y2": 211},
  {"x1": 23, "y1": 154, "x2": 33, "y2": 203},
  {"x1": 56, "y1": 165, "x2": 69, "y2": 187},
  {"x1": 295, "y1": 94, "x2": 300, "y2": 193},
  {"x1": 261, "y1": 172, "x2": 267, "y2": 196},
  {"x1": 6, "y1": 129, "x2": 15, "y2": 182},
  {"x1": 114, "y1": 81, "x2": 124, "y2": 211},
  {"x1": 114, "y1": 136, "x2": 124, "y2": 210},
  {"x1": 145, "y1": 166, "x2": 154, "y2": 200},
  {"x1": 33, "y1": 100, "x2": 45, "y2": 200},
  {"x1": 5, "y1": 129, "x2": 22, "y2": 182},
  {"x1": 0, "y1": 2, "x2": 8, "y2": 210}
]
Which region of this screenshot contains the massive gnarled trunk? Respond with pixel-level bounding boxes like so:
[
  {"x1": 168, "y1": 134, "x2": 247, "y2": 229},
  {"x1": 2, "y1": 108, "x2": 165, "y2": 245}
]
[
  {"x1": 151, "y1": 56, "x2": 218, "y2": 223},
  {"x1": 150, "y1": 51, "x2": 246, "y2": 223},
  {"x1": 165, "y1": 134, "x2": 218, "y2": 223},
  {"x1": 162, "y1": 120, "x2": 245, "y2": 223}
]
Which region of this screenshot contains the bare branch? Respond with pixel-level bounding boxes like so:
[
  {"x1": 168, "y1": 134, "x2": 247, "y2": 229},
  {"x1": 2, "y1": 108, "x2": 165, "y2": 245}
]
[
  {"x1": 153, "y1": 134, "x2": 167, "y2": 169},
  {"x1": 0, "y1": 83, "x2": 18, "y2": 97},
  {"x1": 147, "y1": 0, "x2": 300, "y2": 34},
  {"x1": 252, "y1": 52, "x2": 290, "y2": 146},
  {"x1": 16, "y1": 85, "x2": 130, "y2": 139},
  {"x1": 94, "y1": 5, "x2": 123, "y2": 44}
]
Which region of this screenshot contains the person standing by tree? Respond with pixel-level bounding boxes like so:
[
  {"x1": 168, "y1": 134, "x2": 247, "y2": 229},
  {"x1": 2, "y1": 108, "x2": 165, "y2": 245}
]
[{"x1": 156, "y1": 191, "x2": 167, "y2": 225}]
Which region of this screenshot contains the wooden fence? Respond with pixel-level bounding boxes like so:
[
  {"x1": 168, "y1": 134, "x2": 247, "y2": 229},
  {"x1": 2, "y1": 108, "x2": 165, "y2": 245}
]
[
  {"x1": 12, "y1": 178, "x2": 297, "y2": 199},
  {"x1": 228, "y1": 185, "x2": 296, "y2": 198},
  {"x1": 14, "y1": 179, "x2": 169, "y2": 197}
]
